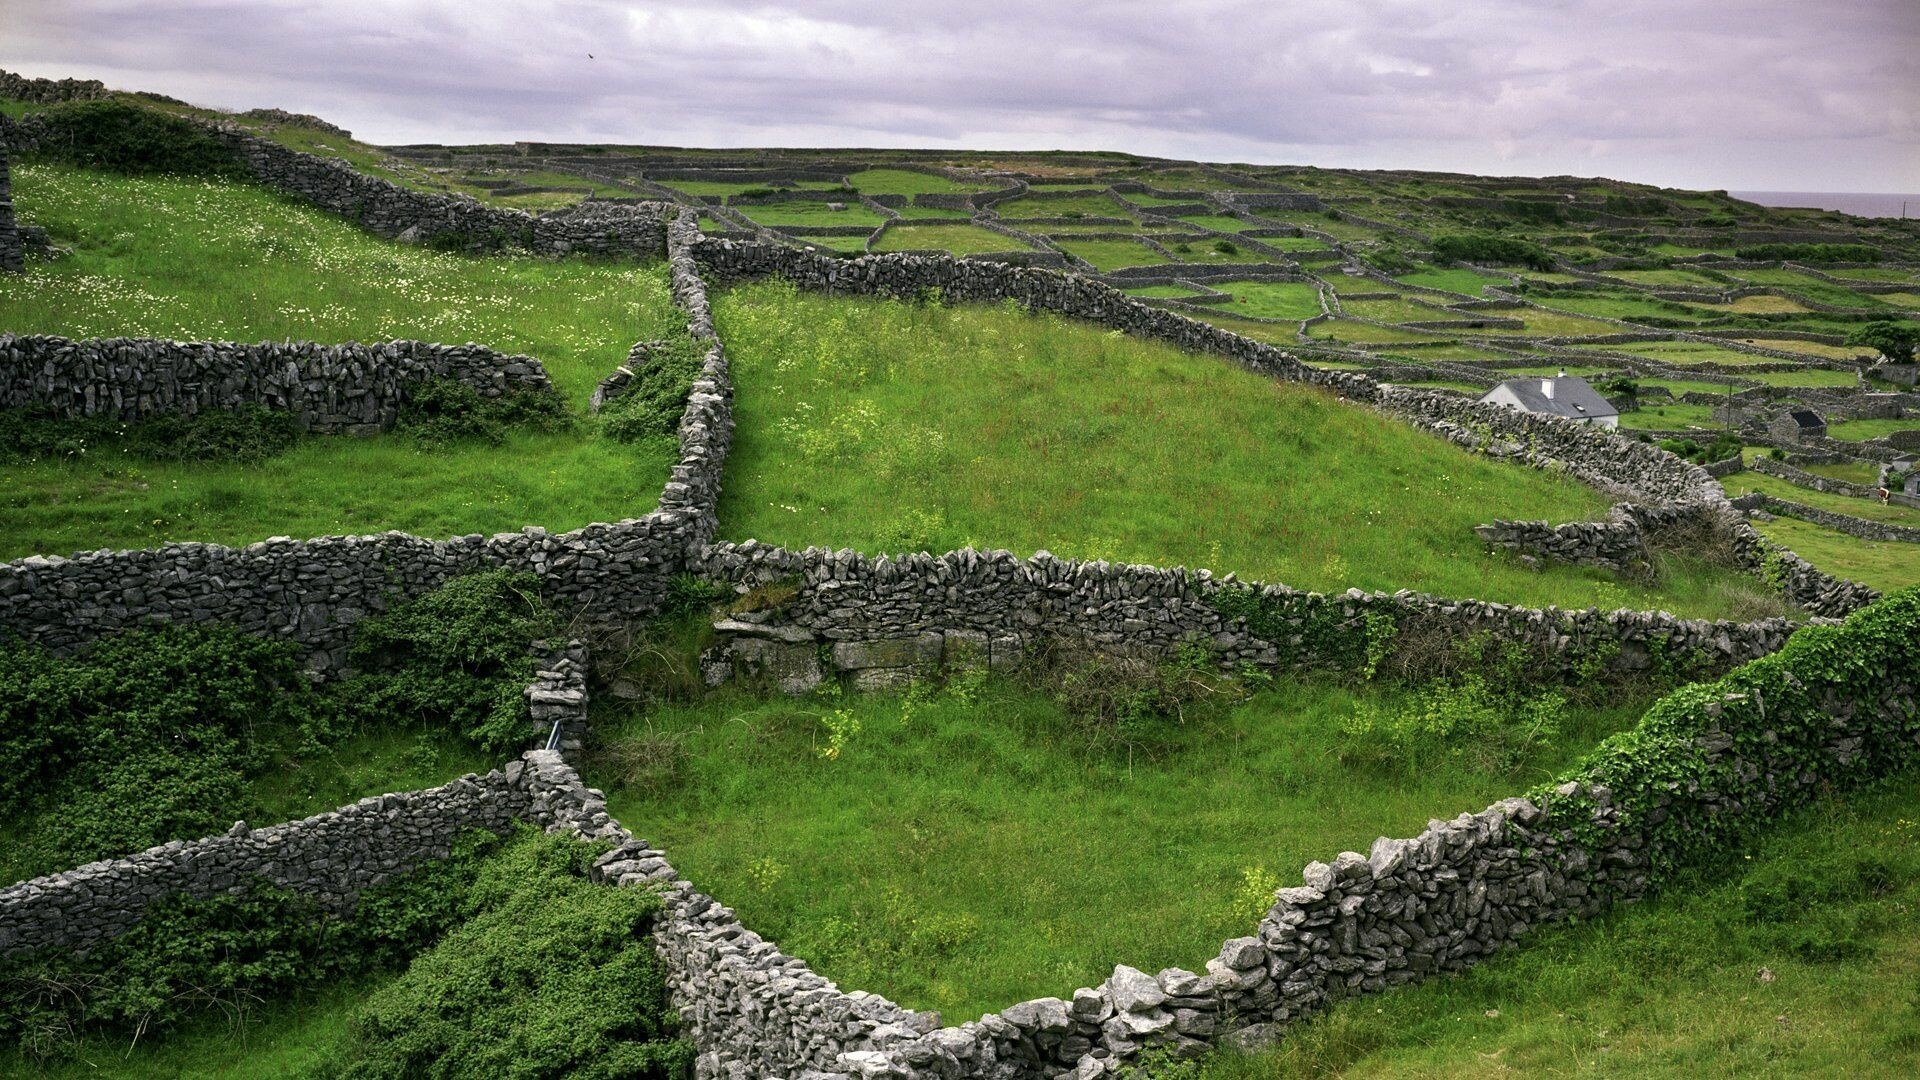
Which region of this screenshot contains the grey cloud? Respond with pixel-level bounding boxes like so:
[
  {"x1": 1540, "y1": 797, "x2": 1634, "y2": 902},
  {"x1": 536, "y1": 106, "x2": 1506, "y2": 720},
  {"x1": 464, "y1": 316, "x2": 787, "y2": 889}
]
[{"x1": 1, "y1": 0, "x2": 1915, "y2": 190}]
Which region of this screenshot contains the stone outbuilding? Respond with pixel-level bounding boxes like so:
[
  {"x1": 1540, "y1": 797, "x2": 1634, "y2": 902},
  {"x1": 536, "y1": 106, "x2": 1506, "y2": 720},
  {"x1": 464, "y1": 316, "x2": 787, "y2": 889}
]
[
  {"x1": 1768, "y1": 409, "x2": 1826, "y2": 443},
  {"x1": 1479, "y1": 372, "x2": 1620, "y2": 428}
]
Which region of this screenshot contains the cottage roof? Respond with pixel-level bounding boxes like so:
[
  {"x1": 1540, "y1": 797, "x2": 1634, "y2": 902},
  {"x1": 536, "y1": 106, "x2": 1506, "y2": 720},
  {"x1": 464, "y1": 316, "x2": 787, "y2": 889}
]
[
  {"x1": 1481, "y1": 375, "x2": 1619, "y2": 421},
  {"x1": 1784, "y1": 409, "x2": 1825, "y2": 429}
]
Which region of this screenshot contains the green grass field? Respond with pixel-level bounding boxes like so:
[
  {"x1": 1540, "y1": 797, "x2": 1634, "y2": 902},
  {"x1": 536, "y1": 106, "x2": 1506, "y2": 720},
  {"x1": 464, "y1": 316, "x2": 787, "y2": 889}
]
[
  {"x1": 1214, "y1": 281, "x2": 1323, "y2": 321},
  {"x1": 846, "y1": 168, "x2": 982, "y2": 196},
  {"x1": 1619, "y1": 402, "x2": 1724, "y2": 430},
  {"x1": 1727, "y1": 470, "x2": 1920, "y2": 528},
  {"x1": 792, "y1": 232, "x2": 874, "y2": 253},
  {"x1": 1744, "y1": 368, "x2": 1860, "y2": 388},
  {"x1": 0, "y1": 164, "x2": 683, "y2": 558},
  {"x1": 871, "y1": 223, "x2": 1035, "y2": 256},
  {"x1": 996, "y1": 193, "x2": 1132, "y2": 219},
  {"x1": 711, "y1": 280, "x2": 1787, "y2": 617},
  {"x1": 590, "y1": 672, "x2": 1657, "y2": 1023},
  {"x1": 656, "y1": 178, "x2": 846, "y2": 197},
  {"x1": 737, "y1": 201, "x2": 888, "y2": 229},
  {"x1": 1826, "y1": 417, "x2": 1920, "y2": 442},
  {"x1": 1055, "y1": 237, "x2": 1177, "y2": 270},
  {"x1": 2, "y1": 163, "x2": 679, "y2": 401},
  {"x1": 1196, "y1": 771, "x2": 1920, "y2": 1078},
  {"x1": 1397, "y1": 268, "x2": 1508, "y2": 296},
  {"x1": 1750, "y1": 517, "x2": 1920, "y2": 593}
]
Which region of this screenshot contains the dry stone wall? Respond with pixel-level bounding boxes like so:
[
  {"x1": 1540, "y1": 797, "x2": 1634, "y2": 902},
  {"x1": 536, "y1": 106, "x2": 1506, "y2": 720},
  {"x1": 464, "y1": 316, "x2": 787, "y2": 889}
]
[
  {"x1": 0, "y1": 748, "x2": 619, "y2": 963},
  {"x1": 210, "y1": 125, "x2": 672, "y2": 256},
  {"x1": 0, "y1": 139, "x2": 21, "y2": 273},
  {"x1": 0, "y1": 764, "x2": 533, "y2": 959},
  {"x1": 1745, "y1": 493, "x2": 1920, "y2": 544},
  {"x1": 0, "y1": 333, "x2": 553, "y2": 433},
  {"x1": 0, "y1": 214, "x2": 729, "y2": 672},
  {"x1": 696, "y1": 543, "x2": 1801, "y2": 688}
]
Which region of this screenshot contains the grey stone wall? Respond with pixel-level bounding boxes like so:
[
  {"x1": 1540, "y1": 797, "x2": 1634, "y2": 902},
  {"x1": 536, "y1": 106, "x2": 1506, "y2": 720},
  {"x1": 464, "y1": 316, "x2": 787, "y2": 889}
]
[
  {"x1": 0, "y1": 68, "x2": 109, "y2": 104},
  {"x1": 0, "y1": 109, "x2": 673, "y2": 259},
  {"x1": 0, "y1": 765, "x2": 534, "y2": 959},
  {"x1": 0, "y1": 748, "x2": 621, "y2": 962},
  {"x1": 696, "y1": 543, "x2": 1801, "y2": 687},
  {"x1": 201, "y1": 122, "x2": 669, "y2": 257},
  {"x1": 0, "y1": 334, "x2": 553, "y2": 434},
  {"x1": 0, "y1": 214, "x2": 730, "y2": 672},
  {"x1": 239, "y1": 107, "x2": 351, "y2": 139},
  {"x1": 1473, "y1": 511, "x2": 1648, "y2": 574},
  {"x1": 0, "y1": 138, "x2": 20, "y2": 273},
  {"x1": 1747, "y1": 494, "x2": 1920, "y2": 544}
]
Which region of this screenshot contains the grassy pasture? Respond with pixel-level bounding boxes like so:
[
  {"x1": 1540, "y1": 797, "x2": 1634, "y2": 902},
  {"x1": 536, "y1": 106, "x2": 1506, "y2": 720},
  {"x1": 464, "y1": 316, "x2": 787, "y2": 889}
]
[
  {"x1": 871, "y1": 223, "x2": 1035, "y2": 256},
  {"x1": 590, "y1": 672, "x2": 1657, "y2": 1023},
  {"x1": 1826, "y1": 418, "x2": 1920, "y2": 442},
  {"x1": 846, "y1": 168, "x2": 982, "y2": 196},
  {"x1": 1726, "y1": 471, "x2": 1920, "y2": 528},
  {"x1": 1214, "y1": 280, "x2": 1323, "y2": 321},
  {"x1": 996, "y1": 193, "x2": 1132, "y2": 219},
  {"x1": 0, "y1": 164, "x2": 682, "y2": 558},
  {"x1": 1749, "y1": 517, "x2": 1920, "y2": 593},
  {"x1": 1397, "y1": 268, "x2": 1507, "y2": 296},
  {"x1": 1055, "y1": 237, "x2": 1176, "y2": 271},
  {"x1": 737, "y1": 202, "x2": 888, "y2": 229},
  {"x1": 656, "y1": 178, "x2": 846, "y2": 197},
  {"x1": 712, "y1": 280, "x2": 1787, "y2": 618}
]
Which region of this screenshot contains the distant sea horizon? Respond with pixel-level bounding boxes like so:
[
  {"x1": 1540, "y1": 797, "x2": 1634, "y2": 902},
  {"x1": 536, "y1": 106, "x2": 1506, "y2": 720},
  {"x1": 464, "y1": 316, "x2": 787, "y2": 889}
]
[{"x1": 1729, "y1": 191, "x2": 1920, "y2": 219}]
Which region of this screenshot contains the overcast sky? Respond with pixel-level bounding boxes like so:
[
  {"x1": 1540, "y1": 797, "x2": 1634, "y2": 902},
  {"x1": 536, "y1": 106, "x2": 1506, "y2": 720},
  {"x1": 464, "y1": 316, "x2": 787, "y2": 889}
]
[{"x1": 3, "y1": 1, "x2": 1916, "y2": 192}]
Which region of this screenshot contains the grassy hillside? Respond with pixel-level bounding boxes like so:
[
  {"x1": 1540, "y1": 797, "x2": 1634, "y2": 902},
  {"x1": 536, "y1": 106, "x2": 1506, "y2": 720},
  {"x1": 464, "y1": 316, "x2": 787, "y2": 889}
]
[
  {"x1": 712, "y1": 280, "x2": 1787, "y2": 619},
  {"x1": 0, "y1": 164, "x2": 684, "y2": 558},
  {"x1": 590, "y1": 668, "x2": 1657, "y2": 1023},
  {"x1": 1191, "y1": 771, "x2": 1920, "y2": 1078}
]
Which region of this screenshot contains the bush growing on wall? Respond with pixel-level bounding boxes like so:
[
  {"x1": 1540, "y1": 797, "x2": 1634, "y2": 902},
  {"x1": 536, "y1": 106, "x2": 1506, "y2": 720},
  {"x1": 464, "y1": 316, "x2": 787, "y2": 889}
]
[
  {"x1": 601, "y1": 338, "x2": 705, "y2": 444},
  {"x1": 340, "y1": 570, "x2": 557, "y2": 752},
  {"x1": 318, "y1": 829, "x2": 691, "y2": 1079},
  {"x1": 1536, "y1": 585, "x2": 1920, "y2": 884},
  {"x1": 27, "y1": 101, "x2": 244, "y2": 178},
  {"x1": 395, "y1": 378, "x2": 572, "y2": 449},
  {"x1": 0, "y1": 624, "x2": 320, "y2": 876},
  {"x1": 0, "y1": 829, "x2": 504, "y2": 1062}
]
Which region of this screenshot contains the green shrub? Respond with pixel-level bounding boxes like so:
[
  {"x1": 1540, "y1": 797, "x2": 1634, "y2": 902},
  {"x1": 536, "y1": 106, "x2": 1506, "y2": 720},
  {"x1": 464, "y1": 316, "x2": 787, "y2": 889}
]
[
  {"x1": 0, "y1": 624, "x2": 318, "y2": 875},
  {"x1": 1362, "y1": 248, "x2": 1416, "y2": 276},
  {"x1": 1212, "y1": 239, "x2": 1238, "y2": 255},
  {"x1": 340, "y1": 570, "x2": 557, "y2": 752},
  {"x1": 396, "y1": 378, "x2": 572, "y2": 448},
  {"x1": 1537, "y1": 586, "x2": 1920, "y2": 883},
  {"x1": 320, "y1": 829, "x2": 690, "y2": 1079},
  {"x1": 600, "y1": 339, "x2": 704, "y2": 443},
  {"x1": 1733, "y1": 242, "x2": 1880, "y2": 263},
  {"x1": 1658, "y1": 433, "x2": 1741, "y2": 465},
  {"x1": 28, "y1": 101, "x2": 244, "y2": 178},
  {"x1": 0, "y1": 404, "x2": 298, "y2": 464},
  {"x1": 0, "y1": 829, "x2": 503, "y2": 1062},
  {"x1": 1431, "y1": 234, "x2": 1554, "y2": 271}
]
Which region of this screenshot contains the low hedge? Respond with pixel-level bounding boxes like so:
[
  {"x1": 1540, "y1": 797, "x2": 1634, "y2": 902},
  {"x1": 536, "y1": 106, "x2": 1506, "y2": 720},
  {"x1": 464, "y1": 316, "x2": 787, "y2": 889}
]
[{"x1": 1533, "y1": 585, "x2": 1920, "y2": 887}]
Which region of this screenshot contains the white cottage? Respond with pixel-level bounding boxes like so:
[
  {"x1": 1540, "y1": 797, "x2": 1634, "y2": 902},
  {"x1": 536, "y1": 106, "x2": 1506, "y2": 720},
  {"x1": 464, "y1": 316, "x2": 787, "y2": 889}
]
[{"x1": 1479, "y1": 372, "x2": 1620, "y2": 429}]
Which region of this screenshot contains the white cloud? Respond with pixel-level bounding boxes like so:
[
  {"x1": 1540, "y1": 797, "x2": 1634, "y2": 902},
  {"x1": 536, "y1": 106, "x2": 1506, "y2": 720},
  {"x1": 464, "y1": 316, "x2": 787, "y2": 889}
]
[{"x1": 1, "y1": 0, "x2": 1915, "y2": 190}]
